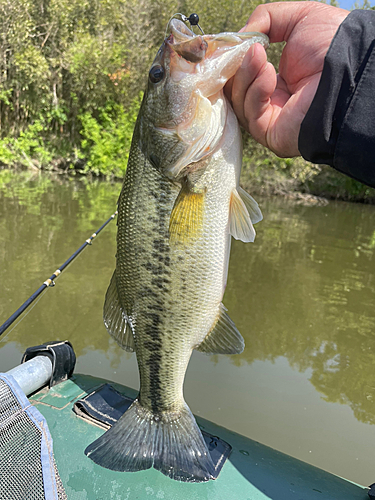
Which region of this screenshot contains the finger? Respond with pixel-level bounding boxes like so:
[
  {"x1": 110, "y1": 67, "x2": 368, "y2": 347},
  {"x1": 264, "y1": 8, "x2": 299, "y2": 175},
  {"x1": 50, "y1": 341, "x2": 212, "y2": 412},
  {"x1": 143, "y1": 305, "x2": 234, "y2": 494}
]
[
  {"x1": 241, "y1": 2, "x2": 329, "y2": 43},
  {"x1": 241, "y1": 55, "x2": 279, "y2": 147},
  {"x1": 230, "y1": 43, "x2": 268, "y2": 130},
  {"x1": 224, "y1": 76, "x2": 234, "y2": 104},
  {"x1": 247, "y1": 72, "x2": 304, "y2": 157}
]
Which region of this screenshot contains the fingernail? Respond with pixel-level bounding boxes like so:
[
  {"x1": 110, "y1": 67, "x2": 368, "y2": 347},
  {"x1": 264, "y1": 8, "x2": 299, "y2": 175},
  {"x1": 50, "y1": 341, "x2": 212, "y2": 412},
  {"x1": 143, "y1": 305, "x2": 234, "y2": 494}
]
[
  {"x1": 241, "y1": 45, "x2": 255, "y2": 69},
  {"x1": 250, "y1": 44, "x2": 256, "y2": 58}
]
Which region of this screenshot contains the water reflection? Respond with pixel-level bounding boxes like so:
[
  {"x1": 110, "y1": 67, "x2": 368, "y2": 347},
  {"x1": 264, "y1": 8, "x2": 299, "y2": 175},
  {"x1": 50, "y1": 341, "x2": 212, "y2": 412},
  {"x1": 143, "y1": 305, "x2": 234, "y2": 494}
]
[
  {"x1": 0, "y1": 169, "x2": 120, "y2": 358},
  {"x1": 225, "y1": 198, "x2": 375, "y2": 425},
  {"x1": 1, "y1": 170, "x2": 375, "y2": 483}
]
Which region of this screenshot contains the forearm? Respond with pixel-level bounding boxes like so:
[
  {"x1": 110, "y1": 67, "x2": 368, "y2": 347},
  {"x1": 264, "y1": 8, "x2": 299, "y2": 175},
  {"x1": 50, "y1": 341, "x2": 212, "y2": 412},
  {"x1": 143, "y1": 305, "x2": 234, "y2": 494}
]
[{"x1": 299, "y1": 10, "x2": 375, "y2": 188}]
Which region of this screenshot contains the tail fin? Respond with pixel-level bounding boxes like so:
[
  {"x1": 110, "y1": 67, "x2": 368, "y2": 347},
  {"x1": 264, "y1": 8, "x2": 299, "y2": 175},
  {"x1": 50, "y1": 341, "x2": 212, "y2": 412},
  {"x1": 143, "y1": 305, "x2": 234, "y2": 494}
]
[{"x1": 85, "y1": 400, "x2": 215, "y2": 482}]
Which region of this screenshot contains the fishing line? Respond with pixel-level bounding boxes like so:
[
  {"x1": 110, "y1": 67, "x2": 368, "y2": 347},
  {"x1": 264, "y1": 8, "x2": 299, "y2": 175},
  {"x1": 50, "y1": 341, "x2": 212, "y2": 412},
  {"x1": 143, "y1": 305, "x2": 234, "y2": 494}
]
[
  {"x1": 165, "y1": 13, "x2": 204, "y2": 37},
  {"x1": 0, "y1": 210, "x2": 118, "y2": 338},
  {"x1": 0, "y1": 287, "x2": 49, "y2": 344}
]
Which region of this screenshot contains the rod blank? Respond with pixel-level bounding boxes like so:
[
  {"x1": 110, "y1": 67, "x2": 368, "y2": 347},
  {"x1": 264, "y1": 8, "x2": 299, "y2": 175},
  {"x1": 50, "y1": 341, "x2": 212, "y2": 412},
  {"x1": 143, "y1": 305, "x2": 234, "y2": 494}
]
[{"x1": 0, "y1": 211, "x2": 117, "y2": 337}]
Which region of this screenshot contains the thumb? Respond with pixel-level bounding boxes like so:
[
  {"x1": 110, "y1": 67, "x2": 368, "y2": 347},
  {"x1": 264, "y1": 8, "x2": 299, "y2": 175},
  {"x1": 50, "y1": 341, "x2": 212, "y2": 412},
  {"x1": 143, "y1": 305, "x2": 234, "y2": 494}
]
[
  {"x1": 230, "y1": 43, "x2": 278, "y2": 146},
  {"x1": 241, "y1": 2, "x2": 327, "y2": 42}
]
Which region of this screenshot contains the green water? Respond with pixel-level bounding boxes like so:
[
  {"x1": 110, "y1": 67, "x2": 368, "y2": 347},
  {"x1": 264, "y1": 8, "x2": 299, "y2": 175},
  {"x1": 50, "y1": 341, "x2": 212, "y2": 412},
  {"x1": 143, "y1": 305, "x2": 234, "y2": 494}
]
[{"x1": 0, "y1": 169, "x2": 375, "y2": 486}]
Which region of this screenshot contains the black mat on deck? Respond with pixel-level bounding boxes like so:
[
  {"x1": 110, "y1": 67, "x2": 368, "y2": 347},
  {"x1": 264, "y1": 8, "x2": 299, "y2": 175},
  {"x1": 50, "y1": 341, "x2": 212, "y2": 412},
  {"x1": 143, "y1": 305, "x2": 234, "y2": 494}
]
[{"x1": 74, "y1": 383, "x2": 231, "y2": 478}]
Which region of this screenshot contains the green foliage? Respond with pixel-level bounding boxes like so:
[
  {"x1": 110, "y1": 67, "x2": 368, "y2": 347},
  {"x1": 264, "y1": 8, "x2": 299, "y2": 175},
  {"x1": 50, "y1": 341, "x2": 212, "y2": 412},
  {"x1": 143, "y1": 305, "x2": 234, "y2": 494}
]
[
  {"x1": 304, "y1": 165, "x2": 375, "y2": 202},
  {"x1": 0, "y1": 117, "x2": 58, "y2": 168},
  {"x1": 13, "y1": 120, "x2": 53, "y2": 166},
  {"x1": 78, "y1": 96, "x2": 141, "y2": 177},
  {"x1": 354, "y1": 0, "x2": 373, "y2": 9},
  {"x1": 0, "y1": 141, "x2": 15, "y2": 165},
  {"x1": 0, "y1": 0, "x2": 373, "y2": 200},
  {"x1": 0, "y1": 0, "x2": 175, "y2": 168},
  {"x1": 241, "y1": 135, "x2": 322, "y2": 197}
]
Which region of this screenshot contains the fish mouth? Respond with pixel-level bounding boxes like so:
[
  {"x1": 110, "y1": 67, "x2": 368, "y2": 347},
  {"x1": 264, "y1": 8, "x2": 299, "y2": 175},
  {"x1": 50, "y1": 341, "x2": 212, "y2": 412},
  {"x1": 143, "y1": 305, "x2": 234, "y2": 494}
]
[
  {"x1": 167, "y1": 19, "x2": 208, "y2": 63},
  {"x1": 166, "y1": 18, "x2": 269, "y2": 72}
]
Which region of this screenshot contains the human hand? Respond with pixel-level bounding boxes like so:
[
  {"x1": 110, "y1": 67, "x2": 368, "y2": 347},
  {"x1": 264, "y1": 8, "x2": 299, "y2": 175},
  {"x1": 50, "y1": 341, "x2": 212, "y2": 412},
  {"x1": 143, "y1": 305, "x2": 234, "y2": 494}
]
[{"x1": 226, "y1": 2, "x2": 349, "y2": 157}]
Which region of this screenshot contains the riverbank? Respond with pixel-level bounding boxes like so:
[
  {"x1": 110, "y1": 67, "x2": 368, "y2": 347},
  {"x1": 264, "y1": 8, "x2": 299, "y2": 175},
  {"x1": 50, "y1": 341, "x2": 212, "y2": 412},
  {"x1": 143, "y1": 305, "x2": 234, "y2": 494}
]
[
  {"x1": 2, "y1": 145, "x2": 375, "y2": 205},
  {"x1": 240, "y1": 137, "x2": 375, "y2": 204},
  {"x1": 240, "y1": 164, "x2": 375, "y2": 205}
]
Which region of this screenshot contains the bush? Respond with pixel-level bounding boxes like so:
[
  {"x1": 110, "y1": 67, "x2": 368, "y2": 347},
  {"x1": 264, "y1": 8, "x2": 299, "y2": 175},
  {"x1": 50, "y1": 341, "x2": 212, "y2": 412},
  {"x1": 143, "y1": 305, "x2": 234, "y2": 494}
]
[
  {"x1": 78, "y1": 95, "x2": 141, "y2": 177},
  {"x1": 0, "y1": 119, "x2": 53, "y2": 169}
]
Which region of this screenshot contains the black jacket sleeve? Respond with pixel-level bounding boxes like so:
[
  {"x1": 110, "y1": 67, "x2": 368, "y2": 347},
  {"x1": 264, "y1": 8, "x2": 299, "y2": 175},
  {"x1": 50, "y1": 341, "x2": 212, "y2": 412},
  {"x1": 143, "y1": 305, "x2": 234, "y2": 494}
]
[{"x1": 298, "y1": 10, "x2": 375, "y2": 188}]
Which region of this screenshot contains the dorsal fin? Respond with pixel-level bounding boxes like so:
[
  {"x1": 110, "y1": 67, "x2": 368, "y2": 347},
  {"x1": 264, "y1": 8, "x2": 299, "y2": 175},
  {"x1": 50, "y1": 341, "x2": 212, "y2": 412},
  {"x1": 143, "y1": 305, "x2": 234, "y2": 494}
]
[
  {"x1": 229, "y1": 188, "x2": 256, "y2": 243},
  {"x1": 238, "y1": 187, "x2": 263, "y2": 224},
  {"x1": 103, "y1": 271, "x2": 135, "y2": 352},
  {"x1": 196, "y1": 303, "x2": 244, "y2": 354},
  {"x1": 169, "y1": 186, "x2": 205, "y2": 245}
]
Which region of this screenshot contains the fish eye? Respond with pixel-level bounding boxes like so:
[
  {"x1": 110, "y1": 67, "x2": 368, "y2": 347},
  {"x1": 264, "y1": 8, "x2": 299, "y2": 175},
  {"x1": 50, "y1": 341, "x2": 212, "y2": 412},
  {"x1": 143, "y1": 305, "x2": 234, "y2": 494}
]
[{"x1": 149, "y1": 65, "x2": 165, "y2": 84}]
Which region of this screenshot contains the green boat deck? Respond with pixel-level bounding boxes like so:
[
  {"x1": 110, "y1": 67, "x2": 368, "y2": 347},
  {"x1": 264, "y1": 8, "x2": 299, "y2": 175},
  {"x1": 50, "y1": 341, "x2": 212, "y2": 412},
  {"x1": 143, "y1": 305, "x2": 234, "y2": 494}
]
[{"x1": 30, "y1": 374, "x2": 369, "y2": 500}]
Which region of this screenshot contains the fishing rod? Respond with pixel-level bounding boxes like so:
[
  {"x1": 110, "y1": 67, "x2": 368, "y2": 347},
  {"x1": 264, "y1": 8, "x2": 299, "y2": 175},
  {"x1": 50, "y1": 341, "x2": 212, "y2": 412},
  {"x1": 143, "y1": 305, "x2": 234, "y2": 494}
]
[{"x1": 0, "y1": 211, "x2": 118, "y2": 337}]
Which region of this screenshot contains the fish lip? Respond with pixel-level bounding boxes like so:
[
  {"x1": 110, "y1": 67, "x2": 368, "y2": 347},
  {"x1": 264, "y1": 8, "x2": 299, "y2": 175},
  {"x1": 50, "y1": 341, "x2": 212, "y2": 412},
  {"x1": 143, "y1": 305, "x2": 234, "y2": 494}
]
[
  {"x1": 166, "y1": 20, "x2": 208, "y2": 63},
  {"x1": 168, "y1": 18, "x2": 195, "y2": 42},
  {"x1": 204, "y1": 31, "x2": 269, "y2": 47}
]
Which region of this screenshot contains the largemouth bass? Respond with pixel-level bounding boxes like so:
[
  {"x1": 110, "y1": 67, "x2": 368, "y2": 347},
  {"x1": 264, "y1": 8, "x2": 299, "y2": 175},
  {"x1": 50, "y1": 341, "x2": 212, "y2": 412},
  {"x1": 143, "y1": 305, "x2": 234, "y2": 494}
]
[{"x1": 86, "y1": 16, "x2": 268, "y2": 482}]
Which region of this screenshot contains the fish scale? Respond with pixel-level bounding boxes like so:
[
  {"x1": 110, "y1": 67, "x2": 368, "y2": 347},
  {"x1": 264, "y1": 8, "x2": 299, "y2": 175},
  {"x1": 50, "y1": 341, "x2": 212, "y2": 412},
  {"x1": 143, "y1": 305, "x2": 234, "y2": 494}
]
[
  {"x1": 116, "y1": 134, "x2": 232, "y2": 413},
  {"x1": 85, "y1": 17, "x2": 268, "y2": 482}
]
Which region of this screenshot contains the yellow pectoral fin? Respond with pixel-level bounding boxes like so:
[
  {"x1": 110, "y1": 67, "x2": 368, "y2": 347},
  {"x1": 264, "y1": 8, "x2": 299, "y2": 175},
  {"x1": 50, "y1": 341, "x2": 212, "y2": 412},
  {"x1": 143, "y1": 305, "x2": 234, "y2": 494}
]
[{"x1": 169, "y1": 187, "x2": 205, "y2": 245}]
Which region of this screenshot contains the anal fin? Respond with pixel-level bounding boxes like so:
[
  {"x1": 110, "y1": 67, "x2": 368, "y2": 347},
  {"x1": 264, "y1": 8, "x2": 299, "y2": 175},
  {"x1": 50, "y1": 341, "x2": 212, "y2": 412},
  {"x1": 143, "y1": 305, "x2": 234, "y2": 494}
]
[
  {"x1": 196, "y1": 304, "x2": 244, "y2": 354},
  {"x1": 103, "y1": 271, "x2": 135, "y2": 352}
]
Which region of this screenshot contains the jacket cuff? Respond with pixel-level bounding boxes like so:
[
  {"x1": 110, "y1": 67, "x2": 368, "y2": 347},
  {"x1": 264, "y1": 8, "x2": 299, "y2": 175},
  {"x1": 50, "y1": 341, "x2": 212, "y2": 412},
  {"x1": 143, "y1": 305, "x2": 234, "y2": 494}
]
[{"x1": 298, "y1": 10, "x2": 375, "y2": 187}]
